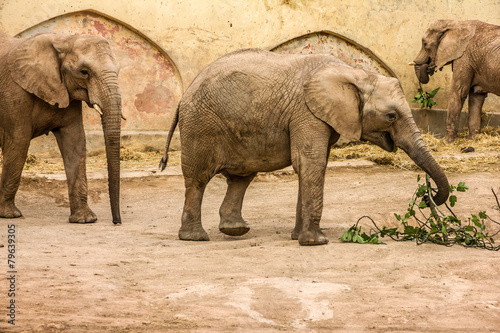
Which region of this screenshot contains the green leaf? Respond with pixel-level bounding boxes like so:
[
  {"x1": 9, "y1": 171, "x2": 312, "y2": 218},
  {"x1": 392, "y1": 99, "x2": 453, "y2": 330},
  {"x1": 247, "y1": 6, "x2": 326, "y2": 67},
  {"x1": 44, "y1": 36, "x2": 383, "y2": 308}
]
[
  {"x1": 404, "y1": 225, "x2": 418, "y2": 235},
  {"x1": 479, "y1": 211, "x2": 487, "y2": 219},
  {"x1": 457, "y1": 182, "x2": 469, "y2": 192},
  {"x1": 449, "y1": 195, "x2": 457, "y2": 207},
  {"x1": 394, "y1": 213, "x2": 402, "y2": 221},
  {"x1": 428, "y1": 87, "x2": 440, "y2": 97},
  {"x1": 353, "y1": 234, "x2": 365, "y2": 244},
  {"x1": 340, "y1": 230, "x2": 352, "y2": 242},
  {"x1": 418, "y1": 201, "x2": 428, "y2": 209},
  {"x1": 416, "y1": 185, "x2": 428, "y2": 197},
  {"x1": 471, "y1": 215, "x2": 482, "y2": 228}
]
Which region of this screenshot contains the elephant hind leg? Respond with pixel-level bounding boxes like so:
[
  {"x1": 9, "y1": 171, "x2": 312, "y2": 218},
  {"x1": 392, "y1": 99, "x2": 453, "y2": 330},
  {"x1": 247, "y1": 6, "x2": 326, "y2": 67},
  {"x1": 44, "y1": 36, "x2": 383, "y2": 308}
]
[
  {"x1": 218, "y1": 172, "x2": 256, "y2": 237},
  {"x1": 179, "y1": 176, "x2": 210, "y2": 241}
]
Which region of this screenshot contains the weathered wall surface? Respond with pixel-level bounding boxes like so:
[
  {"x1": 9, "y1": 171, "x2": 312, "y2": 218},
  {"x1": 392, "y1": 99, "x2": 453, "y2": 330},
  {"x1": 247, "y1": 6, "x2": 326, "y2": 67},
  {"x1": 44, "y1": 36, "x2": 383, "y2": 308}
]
[{"x1": 0, "y1": 0, "x2": 499, "y2": 136}]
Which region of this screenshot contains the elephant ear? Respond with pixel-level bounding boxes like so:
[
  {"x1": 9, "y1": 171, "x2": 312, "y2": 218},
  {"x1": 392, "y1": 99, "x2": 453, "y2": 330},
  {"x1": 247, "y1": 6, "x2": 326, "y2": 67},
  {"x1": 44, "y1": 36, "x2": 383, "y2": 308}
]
[
  {"x1": 433, "y1": 20, "x2": 476, "y2": 69},
  {"x1": 304, "y1": 63, "x2": 367, "y2": 141},
  {"x1": 8, "y1": 34, "x2": 70, "y2": 108}
]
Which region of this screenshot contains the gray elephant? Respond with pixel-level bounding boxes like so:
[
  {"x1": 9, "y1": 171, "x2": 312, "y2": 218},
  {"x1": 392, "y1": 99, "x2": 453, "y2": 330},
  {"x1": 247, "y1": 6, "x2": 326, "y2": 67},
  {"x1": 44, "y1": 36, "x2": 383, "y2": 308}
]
[
  {"x1": 160, "y1": 49, "x2": 449, "y2": 246},
  {"x1": 0, "y1": 31, "x2": 123, "y2": 224},
  {"x1": 411, "y1": 20, "x2": 500, "y2": 142}
]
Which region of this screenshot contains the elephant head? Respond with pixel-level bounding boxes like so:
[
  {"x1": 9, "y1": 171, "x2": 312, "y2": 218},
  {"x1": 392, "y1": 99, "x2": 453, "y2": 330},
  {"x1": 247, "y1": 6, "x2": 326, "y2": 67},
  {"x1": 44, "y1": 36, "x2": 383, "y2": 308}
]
[
  {"x1": 411, "y1": 20, "x2": 476, "y2": 84},
  {"x1": 304, "y1": 63, "x2": 449, "y2": 205},
  {"x1": 7, "y1": 34, "x2": 123, "y2": 223}
]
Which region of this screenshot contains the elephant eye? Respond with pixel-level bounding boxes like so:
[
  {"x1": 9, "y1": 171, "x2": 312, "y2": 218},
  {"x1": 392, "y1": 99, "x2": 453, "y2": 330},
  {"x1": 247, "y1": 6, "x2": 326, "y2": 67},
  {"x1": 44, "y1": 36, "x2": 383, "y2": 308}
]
[
  {"x1": 80, "y1": 69, "x2": 89, "y2": 76},
  {"x1": 386, "y1": 112, "x2": 397, "y2": 122}
]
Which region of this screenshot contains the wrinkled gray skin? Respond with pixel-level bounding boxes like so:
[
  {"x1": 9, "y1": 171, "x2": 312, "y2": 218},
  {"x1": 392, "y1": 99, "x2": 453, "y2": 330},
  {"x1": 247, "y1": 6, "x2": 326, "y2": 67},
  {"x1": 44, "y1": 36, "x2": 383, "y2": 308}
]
[
  {"x1": 412, "y1": 20, "x2": 500, "y2": 142},
  {"x1": 0, "y1": 32, "x2": 122, "y2": 224},
  {"x1": 161, "y1": 49, "x2": 449, "y2": 246}
]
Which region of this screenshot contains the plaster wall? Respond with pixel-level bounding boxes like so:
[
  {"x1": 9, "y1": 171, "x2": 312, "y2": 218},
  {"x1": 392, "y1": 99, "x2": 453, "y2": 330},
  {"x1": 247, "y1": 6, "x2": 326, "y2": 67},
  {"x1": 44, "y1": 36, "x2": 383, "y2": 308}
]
[{"x1": 0, "y1": 0, "x2": 499, "y2": 140}]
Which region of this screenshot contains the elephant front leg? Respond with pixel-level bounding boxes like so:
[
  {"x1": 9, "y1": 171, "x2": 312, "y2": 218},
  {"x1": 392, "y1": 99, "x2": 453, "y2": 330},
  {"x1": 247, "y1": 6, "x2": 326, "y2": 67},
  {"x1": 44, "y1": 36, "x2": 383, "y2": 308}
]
[
  {"x1": 0, "y1": 137, "x2": 31, "y2": 218},
  {"x1": 293, "y1": 153, "x2": 329, "y2": 246},
  {"x1": 53, "y1": 119, "x2": 96, "y2": 223},
  {"x1": 291, "y1": 189, "x2": 302, "y2": 240},
  {"x1": 179, "y1": 177, "x2": 210, "y2": 241},
  {"x1": 467, "y1": 90, "x2": 487, "y2": 139},
  {"x1": 446, "y1": 73, "x2": 472, "y2": 143},
  {"x1": 218, "y1": 173, "x2": 256, "y2": 236}
]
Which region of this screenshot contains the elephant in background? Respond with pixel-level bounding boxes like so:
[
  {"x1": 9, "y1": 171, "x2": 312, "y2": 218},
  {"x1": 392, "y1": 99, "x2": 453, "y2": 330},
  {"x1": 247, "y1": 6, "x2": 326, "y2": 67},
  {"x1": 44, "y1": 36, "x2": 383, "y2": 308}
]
[
  {"x1": 0, "y1": 31, "x2": 123, "y2": 224},
  {"x1": 411, "y1": 20, "x2": 500, "y2": 142},
  {"x1": 160, "y1": 49, "x2": 449, "y2": 246}
]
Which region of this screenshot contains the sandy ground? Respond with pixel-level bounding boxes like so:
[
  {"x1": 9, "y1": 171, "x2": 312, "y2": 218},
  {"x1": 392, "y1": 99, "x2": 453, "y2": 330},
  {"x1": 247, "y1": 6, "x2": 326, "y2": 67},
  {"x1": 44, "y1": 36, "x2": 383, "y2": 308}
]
[{"x1": 1, "y1": 162, "x2": 500, "y2": 332}]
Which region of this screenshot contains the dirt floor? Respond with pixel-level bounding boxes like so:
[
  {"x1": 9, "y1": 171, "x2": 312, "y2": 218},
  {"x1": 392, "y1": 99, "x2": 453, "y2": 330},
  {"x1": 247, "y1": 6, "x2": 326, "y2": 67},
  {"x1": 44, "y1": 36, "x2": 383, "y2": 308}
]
[{"x1": 1, "y1": 157, "x2": 500, "y2": 332}]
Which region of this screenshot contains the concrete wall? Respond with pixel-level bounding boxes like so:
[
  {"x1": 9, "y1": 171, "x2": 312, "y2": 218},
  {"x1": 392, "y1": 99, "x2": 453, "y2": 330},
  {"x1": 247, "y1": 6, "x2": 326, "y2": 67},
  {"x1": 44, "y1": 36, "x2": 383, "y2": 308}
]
[{"x1": 0, "y1": 0, "x2": 499, "y2": 153}]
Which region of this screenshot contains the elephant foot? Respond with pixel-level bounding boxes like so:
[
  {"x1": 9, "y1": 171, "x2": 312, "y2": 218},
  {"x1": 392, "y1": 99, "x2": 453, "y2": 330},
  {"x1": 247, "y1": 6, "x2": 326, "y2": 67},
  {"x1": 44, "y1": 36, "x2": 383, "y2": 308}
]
[
  {"x1": 69, "y1": 208, "x2": 97, "y2": 223},
  {"x1": 445, "y1": 133, "x2": 457, "y2": 143},
  {"x1": 219, "y1": 220, "x2": 250, "y2": 236},
  {"x1": 291, "y1": 228, "x2": 300, "y2": 240},
  {"x1": 298, "y1": 229, "x2": 329, "y2": 246},
  {"x1": 179, "y1": 226, "x2": 210, "y2": 241},
  {"x1": 0, "y1": 202, "x2": 22, "y2": 219},
  {"x1": 467, "y1": 133, "x2": 479, "y2": 141}
]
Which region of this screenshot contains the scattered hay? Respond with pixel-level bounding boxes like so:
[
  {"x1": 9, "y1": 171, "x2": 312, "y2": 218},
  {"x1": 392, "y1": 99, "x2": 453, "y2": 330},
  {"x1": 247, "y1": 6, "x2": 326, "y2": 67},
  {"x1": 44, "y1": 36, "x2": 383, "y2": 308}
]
[
  {"x1": 144, "y1": 145, "x2": 162, "y2": 153},
  {"x1": 120, "y1": 147, "x2": 145, "y2": 161},
  {"x1": 25, "y1": 153, "x2": 40, "y2": 168},
  {"x1": 330, "y1": 131, "x2": 500, "y2": 173}
]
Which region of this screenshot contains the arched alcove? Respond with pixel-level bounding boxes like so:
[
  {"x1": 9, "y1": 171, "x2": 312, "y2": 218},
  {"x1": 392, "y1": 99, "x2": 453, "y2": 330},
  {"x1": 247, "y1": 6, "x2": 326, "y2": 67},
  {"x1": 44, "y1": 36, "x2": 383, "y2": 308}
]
[
  {"x1": 17, "y1": 10, "x2": 182, "y2": 131},
  {"x1": 271, "y1": 31, "x2": 397, "y2": 78}
]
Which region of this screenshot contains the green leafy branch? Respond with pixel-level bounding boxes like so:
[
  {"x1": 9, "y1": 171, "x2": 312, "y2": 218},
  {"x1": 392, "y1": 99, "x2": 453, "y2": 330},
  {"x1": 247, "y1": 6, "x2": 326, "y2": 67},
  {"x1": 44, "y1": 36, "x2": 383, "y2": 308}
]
[
  {"x1": 412, "y1": 87, "x2": 440, "y2": 109},
  {"x1": 340, "y1": 175, "x2": 500, "y2": 250}
]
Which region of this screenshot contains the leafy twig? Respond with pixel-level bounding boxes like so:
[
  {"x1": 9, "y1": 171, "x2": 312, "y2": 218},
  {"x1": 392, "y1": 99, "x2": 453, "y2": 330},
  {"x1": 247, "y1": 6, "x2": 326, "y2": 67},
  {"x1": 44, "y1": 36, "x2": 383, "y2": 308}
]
[
  {"x1": 340, "y1": 175, "x2": 500, "y2": 250},
  {"x1": 411, "y1": 86, "x2": 440, "y2": 109}
]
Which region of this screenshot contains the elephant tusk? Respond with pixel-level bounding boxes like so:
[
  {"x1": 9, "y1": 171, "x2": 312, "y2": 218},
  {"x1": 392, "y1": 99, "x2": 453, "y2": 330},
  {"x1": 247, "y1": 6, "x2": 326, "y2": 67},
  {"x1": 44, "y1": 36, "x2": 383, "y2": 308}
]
[
  {"x1": 93, "y1": 104, "x2": 103, "y2": 116},
  {"x1": 408, "y1": 61, "x2": 417, "y2": 66},
  {"x1": 94, "y1": 104, "x2": 126, "y2": 120}
]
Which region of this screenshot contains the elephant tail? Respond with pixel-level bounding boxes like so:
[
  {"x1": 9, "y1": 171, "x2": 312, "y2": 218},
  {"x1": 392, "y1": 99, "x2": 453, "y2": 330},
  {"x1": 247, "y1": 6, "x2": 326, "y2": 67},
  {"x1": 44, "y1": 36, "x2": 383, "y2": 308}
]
[{"x1": 159, "y1": 104, "x2": 180, "y2": 171}]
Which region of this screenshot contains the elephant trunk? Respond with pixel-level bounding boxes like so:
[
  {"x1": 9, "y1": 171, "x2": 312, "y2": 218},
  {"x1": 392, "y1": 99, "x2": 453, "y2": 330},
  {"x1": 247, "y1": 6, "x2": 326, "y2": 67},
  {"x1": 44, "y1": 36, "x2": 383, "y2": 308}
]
[
  {"x1": 415, "y1": 63, "x2": 430, "y2": 84},
  {"x1": 413, "y1": 49, "x2": 431, "y2": 84},
  {"x1": 396, "y1": 119, "x2": 449, "y2": 206},
  {"x1": 93, "y1": 73, "x2": 122, "y2": 224}
]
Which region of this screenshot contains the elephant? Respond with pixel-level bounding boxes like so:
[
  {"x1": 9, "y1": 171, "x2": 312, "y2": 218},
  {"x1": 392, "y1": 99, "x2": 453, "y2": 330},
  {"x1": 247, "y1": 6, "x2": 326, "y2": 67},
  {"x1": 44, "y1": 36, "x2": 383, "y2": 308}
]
[
  {"x1": 411, "y1": 20, "x2": 500, "y2": 142},
  {"x1": 0, "y1": 31, "x2": 123, "y2": 224},
  {"x1": 160, "y1": 49, "x2": 449, "y2": 246}
]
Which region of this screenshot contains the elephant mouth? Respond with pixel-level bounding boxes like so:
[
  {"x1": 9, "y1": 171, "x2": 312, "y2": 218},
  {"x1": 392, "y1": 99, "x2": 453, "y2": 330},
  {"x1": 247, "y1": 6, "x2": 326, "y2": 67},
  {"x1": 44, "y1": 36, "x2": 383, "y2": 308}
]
[
  {"x1": 362, "y1": 131, "x2": 395, "y2": 152},
  {"x1": 380, "y1": 132, "x2": 395, "y2": 152}
]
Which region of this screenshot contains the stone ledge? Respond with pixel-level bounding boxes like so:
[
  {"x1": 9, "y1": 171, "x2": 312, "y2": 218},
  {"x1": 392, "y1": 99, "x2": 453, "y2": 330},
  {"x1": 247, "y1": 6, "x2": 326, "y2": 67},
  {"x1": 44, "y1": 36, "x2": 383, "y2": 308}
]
[
  {"x1": 29, "y1": 130, "x2": 180, "y2": 157},
  {"x1": 411, "y1": 108, "x2": 500, "y2": 137}
]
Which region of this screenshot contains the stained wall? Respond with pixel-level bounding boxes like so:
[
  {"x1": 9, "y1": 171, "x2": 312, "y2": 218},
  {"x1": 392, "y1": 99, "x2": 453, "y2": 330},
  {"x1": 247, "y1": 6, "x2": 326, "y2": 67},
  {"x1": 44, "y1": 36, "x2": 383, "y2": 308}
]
[{"x1": 0, "y1": 0, "x2": 499, "y2": 136}]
